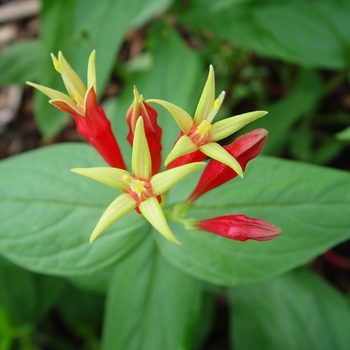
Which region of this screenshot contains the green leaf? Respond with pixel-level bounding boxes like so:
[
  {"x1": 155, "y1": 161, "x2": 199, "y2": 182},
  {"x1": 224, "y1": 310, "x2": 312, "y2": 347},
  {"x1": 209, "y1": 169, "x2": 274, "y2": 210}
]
[
  {"x1": 68, "y1": 267, "x2": 112, "y2": 294},
  {"x1": 58, "y1": 283, "x2": 104, "y2": 333},
  {"x1": 0, "y1": 144, "x2": 149, "y2": 276},
  {"x1": 0, "y1": 262, "x2": 66, "y2": 325},
  {"x1": 34, "y1": 0, "x2": 76, "y2": 136},
  {"x1": 228, "y1": 268, "x2": 350, "y2": 350},
  {"x1": 336, "y1": 125, "x2": 350, "y2": 140},
  {"x1": 243, "y1": 69, "x2": 322, "y2": 155},
  {"x1": 0, "y1": 41, "x2": 40, "y2": 86},
  {"x1": 102, "y1": 235, "x2": 203, "y2": 350},
  {"x1": 290, "y1": 125, "x2": 344, "y2": 165},
  {"x1": 156, "y1": 156, "x2": 350, "y2": 286},
  {"x1": 180, "y1": 0, "x2": 350, "y2": 69}
]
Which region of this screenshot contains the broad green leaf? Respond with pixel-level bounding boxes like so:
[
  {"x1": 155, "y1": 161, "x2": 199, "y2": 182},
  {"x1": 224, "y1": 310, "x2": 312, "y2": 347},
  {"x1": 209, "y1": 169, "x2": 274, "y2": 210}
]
[
  {"x1": 180, "y1": 0, "x2": 350, "y2": 69},
  {"x1": 0, "y1": 41, "x2": 40, "y2": 86},
  {"x1": 0, "y1": 144, "x2": 149, "y2": 276},
  {"x1": 68, "y1": 267, "x2": 113, "y2": 294},
  {"x1": 0, "y1": 262, "x2": 66, "y2": 325},
  {"x1": 229, "y1": 268, "x2": 350, "y2": 350},
  {"x1": 156, "y1": 156, "x2": 350, "y2": 286},
  {"x1": 102, "y1": 235, "x2": 203, "y2": 350}
]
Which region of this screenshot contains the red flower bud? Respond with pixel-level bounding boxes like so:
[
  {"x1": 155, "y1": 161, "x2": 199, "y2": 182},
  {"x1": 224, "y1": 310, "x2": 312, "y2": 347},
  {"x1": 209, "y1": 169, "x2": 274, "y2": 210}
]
[
  {"x1": 196, "y1": 214, "x2": 281, "y2": 242},
  {"x1": 126, "y1": 87, "x2": 162, "y2": 175},
  {"x1": 187, "y1": 129, "x2": 268, "y2": 203}
]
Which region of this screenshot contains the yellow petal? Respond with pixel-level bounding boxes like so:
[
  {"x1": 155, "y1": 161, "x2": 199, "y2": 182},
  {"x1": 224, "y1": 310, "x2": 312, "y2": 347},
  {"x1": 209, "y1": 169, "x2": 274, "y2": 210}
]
[
  {"x1": 151, "y1": 162, "x2": 204, "y2": 195},
  {"x1": 200, "y1": 142, "x2": 243, "y2": 177},
  {"x1": 71, "y1": 167, "x2": 130, "y2": 191},
  {"x1": 139, "y1": 197, "x2": 180, "y2": 244},
  {"x1": 194, "y1": 65, "x2": 215, "y2": 124},
  {"x1": 164, "y1": 135, "x2": 197, "y2": 166},
  {"x1": 132, "y1": 117, "x2": 151, "y2": 179},
  {"x1": 210, "y1": 111, "x2": 268, "y2": 142},
  {"x1": 90, "y1": 193, "x2": 136, "y2": 243},
  {"x1": 52, "y1": 51, "x2": 86, "y2": 105},
  {"x1": 87, "y1": 50, "x2": 97, "y2": 92},
  {"x1": 147, "y1": 99, "x2": 193, "y2": 133}
]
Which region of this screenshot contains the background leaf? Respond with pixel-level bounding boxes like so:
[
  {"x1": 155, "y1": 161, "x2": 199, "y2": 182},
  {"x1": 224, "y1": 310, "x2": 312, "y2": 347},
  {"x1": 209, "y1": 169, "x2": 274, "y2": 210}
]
[
  {"x1": 0, "y1": 259, "x2": 66, "y2": 325},
  {"x1": 244, "y1": 69, "x2": 322, "y2": 155},
  {"x1": 229, "y1": 268, "x2": 350, "y2": 350},
  {"x1": 155, "y1": 155, "x2": 350, "y2": 285},
  {"x1": 102, "y1": 235, "x2": 203, "y2": 350},
  {"x1": 180, "y1": 0, "x2": 350, "y2": 69},
  {"x1": 0, "y1": 144, "x2": 149, "y2": 276},
  {"x1": 0, "y1": 41, "x2": 40, "y2": 86}
]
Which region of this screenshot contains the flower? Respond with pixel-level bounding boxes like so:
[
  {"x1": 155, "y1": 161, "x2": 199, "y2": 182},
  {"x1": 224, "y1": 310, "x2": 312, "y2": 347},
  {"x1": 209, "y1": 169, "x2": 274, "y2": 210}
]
[
  {"x1": 126, "y1": 86, "x2": 162, "y2": 175},
  {"x1": 71, "y1": 117, "x2": 204, "y2": 244},
  {"x1": 187, "y1": 128, "x2": 268, "y2": 203},
  {"x1": 194, "y1": 214, "x2": 282, "y2": 242},
  {"x1": 147, "y1": 66, "x2": 267, "y2": 175},
  {"x1": 27, "y1": 51, "x2": 126, "y2": 169}
]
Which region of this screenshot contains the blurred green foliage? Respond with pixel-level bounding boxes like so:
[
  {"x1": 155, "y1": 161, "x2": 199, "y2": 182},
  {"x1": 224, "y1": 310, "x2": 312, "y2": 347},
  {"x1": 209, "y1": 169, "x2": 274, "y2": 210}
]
[{"x1": 1, "y1": 0, "x2": 350, "y2": 349}]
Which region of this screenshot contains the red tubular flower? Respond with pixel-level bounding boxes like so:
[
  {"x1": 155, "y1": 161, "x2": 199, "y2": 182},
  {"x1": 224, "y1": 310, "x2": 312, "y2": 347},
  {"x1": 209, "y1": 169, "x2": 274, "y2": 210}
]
[
  {"x1": 70, "y1": 88, "x2": 126, "y2": 169},
  {"x1": 27, "y1": 51, "x2": 126, "y2": 170},
  {"x1": 126, "y1": 86, "x2": 162, "y2": 175},
  {"x1": 187, "y1": 128, "x2": 268, "y2": 203},
  {"x1": 196, "y1": 214, "x2": 282, "y2": 242}
]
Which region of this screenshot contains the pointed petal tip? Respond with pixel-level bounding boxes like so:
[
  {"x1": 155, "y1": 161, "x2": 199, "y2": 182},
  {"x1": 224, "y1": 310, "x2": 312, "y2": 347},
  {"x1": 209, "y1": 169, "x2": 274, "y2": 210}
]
[
  {"x1": 89, "y1": 50, "x2": 96, "y2": 59},
  {"x1": 174, "y1": 238, "x2": 182, "y2": 245},
  {"x1": 89, "y1": 230, "x2": 100, "y2": 244},
  {"x1": 89, "y1": 223, "x2": 102, "y2": 243},
  {"x1": 51, "y1": 53, "x2": 60, "y2": 72},
  {"x1": 133, "y1": 85, "x2": 140, "y2": 98}
]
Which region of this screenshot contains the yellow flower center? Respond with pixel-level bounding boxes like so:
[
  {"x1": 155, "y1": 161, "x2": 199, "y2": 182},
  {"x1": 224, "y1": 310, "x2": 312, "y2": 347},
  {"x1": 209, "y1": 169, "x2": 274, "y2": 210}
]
[
  {"x1": 122, "y1": 174, "x2": 154, "y2": 204},
  {"x1": 188, "y1": 120, "x2": 212, "y2": 146},
  {"x1": 197, "y1": 120, "x2": 212, "y2": 136}
]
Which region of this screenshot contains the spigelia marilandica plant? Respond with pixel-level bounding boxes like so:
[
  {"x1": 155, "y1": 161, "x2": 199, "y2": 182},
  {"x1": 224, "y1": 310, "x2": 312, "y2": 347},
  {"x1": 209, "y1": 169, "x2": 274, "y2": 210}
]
[{"x1": 27, "y1": 51, "x2": 281, "y2": 245}]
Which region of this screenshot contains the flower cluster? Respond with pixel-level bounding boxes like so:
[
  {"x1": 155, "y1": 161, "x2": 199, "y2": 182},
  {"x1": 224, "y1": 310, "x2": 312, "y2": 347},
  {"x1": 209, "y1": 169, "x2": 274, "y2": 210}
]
[{"x1": 27, "y1": 51, "x2": 281, "y2": 244}]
